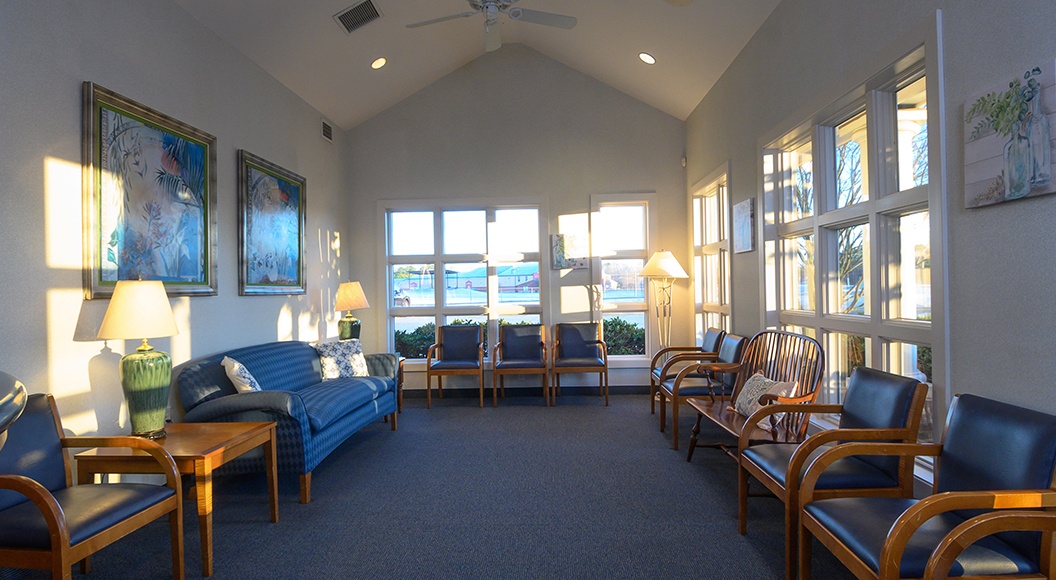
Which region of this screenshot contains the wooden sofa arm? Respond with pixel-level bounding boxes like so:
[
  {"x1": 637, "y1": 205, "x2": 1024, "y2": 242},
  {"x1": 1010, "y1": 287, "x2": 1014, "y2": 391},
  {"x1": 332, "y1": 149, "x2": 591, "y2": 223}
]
[
  {"x1": 881, "y1": 489, "x2": 1056, "y2": 579},
  {"x1": 63, "y1": 436, "x2": 181, "y2": 490},
  {"x1": 924, "y1": 508, "x2": 1056, "y2": 579}
]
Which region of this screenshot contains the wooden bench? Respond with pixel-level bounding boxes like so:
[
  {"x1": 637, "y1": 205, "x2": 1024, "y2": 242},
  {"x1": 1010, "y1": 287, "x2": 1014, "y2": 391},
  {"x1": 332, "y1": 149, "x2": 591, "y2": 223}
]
[{"x1": 684, "y1": 330, "x2": 825, "y2": 462}]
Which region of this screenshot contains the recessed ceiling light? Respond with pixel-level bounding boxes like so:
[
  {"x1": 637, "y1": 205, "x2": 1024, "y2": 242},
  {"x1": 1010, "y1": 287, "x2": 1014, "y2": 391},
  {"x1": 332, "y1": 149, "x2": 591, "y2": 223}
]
[
  {"x1": 639, "y1": 52, "x2": 656, "y2": 65},
  {"x1": 371, "y1": 57, "x2": 387, "y2": 70}
]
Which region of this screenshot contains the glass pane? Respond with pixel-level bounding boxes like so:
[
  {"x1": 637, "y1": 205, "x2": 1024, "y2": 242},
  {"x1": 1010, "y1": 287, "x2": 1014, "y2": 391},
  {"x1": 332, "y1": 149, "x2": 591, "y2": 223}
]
[
  {"x1": 887, "y1": 341, "x2": 934, "y2": 442},
  {"x1": 789, "y1": 141, "x2": 814, "y2": 219},
  {"x1": 783, "y1": 234, "x2": 814, "y2": 311},
  {"x1": 836, "y1": 114, "x2": 869, "y2": 207},
  {"x1": 693, "y1": 255, "x2": 703, "y2": 305},
  {"x1": 830, "y1": 332, "x2": 871, "y2": 404},
  {"x1": 720, "y1": 249, "x2": 730, "y2": 306},
  {"x1": 598, "y1": 205, "x2": 646, "y2": 251},
  {"x1": 393, "y1": 316, "x2": 435, "y2": 359},
  {"x1": 443, "y1": 210, "x2": 486, "y2": 254},
  {"x1": 390, "y1": 211, "x2": 434, "y2": 255},
  {"x1": 443, "y1": 262, "x2": 487, "y2": 306},
  {"x1": 695, "y1": 313, "x2": 705, "y2": 343},
  {"x1": 602, "y1": 259, "x2": 646, "y2": 303},
  {"x1": 498, "y1": 314, "x2": 540, "y2": 326},
  {"x1": 781, "y1": 325, "x2": 817, "y2": 339},
  {"x1": 445, "y1": 315, "x2": 488, "y2": 355},
  {"x1": 897, "y1": 76, "x2": 928, "y2": 190},
  {"x1": 392, "y1": 264, "x2": 435, "y2": 307},
  {"x1": 603, "y1": 313, "x2": 645, "y2": 355},
  {"x1": 704, "y1": 312, "x2": 724, "y2": 332},
  {"x1": 704, "y1": 190, "x2": 721, "y2": 245},
  {"x1": 899, "y1": 211, "x2": 931, "y2": 321},
  {"x1": 493, "y1": 208, "x2": 539, "y2": 254},
  {"x1": 703, "y1": 253, "x2": 720, "y2": 304},
  {"x1": 693, "y1": 197, "x2": 703, "y2": 247},
  {"x1": 836, "y1": 223, "x2": 869, "y2": 315},
  {"x1": 497, "y1": 262, "x2": 540, "y2": 305}
]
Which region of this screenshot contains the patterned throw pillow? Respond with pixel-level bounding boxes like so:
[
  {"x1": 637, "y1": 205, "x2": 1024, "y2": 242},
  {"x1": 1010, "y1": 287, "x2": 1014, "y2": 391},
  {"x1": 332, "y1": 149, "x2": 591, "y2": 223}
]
[
  {"x1": 313, "y1": 339, "x2": 369, "y2": 379},
  {"x1": 221, "y1": 356, "x2": 262, "y2": 393},
  {"x1": 732, "y1": 372, "x2": 795, "y2": 422}
]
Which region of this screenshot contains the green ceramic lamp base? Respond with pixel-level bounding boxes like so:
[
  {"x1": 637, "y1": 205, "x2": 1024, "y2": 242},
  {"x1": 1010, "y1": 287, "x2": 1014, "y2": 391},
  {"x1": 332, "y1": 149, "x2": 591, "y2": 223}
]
[
  {"x1": 120, "y1": 345, "x2": 172, "y2": 439},
  {"x1": 339, "y1": 314, "x2": 361, "y2": 340}
]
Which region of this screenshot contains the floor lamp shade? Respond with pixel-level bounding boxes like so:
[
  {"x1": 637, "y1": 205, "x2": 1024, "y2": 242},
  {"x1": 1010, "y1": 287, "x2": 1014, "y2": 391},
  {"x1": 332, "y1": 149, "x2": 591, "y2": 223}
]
[
  {"x1": 639, "y1": 251, "x2": 689, "y2": 351},
  {"x1": 336, "y1": 281, "x2": 369, "y2": 340},
  {"x1": 97, "y1": 280, "x2": 178, "y2": 439}
]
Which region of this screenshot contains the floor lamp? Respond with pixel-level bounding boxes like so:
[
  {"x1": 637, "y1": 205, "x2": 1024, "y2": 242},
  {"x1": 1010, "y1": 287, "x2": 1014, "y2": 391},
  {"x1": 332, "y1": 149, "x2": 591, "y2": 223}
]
[{"x1": 640, "y1": 250, "x2": 689, "y2": 351}]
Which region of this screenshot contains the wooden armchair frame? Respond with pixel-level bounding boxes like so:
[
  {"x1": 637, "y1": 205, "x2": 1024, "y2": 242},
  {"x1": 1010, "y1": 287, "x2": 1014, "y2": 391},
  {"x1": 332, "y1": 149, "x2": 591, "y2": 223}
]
[
  {"x1": 492, "y1": 324, "x2": 549, "y2": 407},
  {"x1": 658, "y1": 333, "x2": 745, "y2": 451},
  {"x1": 426, "y1": 325, "x2": 485, "y2": 408},
  {"x1": 550, "y1": 323, "x2": 609, "y2": 406},
  {"x1": 0, "y1": 395, "x2": 183, "y2": 580},
  {"x1": 738, "y1": 380, "x2": 928, "y2": 580},
  {"x1": 648, "y1": 327, "x2": 724, "y2": 414}
]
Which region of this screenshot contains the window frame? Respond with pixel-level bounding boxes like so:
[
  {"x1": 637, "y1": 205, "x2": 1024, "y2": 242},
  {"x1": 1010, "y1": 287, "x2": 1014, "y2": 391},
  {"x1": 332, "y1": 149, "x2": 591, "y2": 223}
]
[{"x1": 691, "y1": 164, "x2": 732, "y2": 338}]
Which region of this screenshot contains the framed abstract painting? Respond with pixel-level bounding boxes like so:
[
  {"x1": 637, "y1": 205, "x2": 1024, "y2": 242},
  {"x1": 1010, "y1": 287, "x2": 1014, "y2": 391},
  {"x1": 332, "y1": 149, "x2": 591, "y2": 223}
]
[
  {"x1": 82, "y1": 82, "x2": 218, "y2": 298},
  {"x1": 237, "y1": 150, "x2": 306, "y2": 295}
]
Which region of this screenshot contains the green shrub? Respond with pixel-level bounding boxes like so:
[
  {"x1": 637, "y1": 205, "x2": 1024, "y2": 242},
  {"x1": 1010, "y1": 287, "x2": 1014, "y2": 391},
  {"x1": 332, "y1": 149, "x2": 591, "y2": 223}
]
[{"x1": 604, "y1": 316, "x2": 645, "y2": 355}]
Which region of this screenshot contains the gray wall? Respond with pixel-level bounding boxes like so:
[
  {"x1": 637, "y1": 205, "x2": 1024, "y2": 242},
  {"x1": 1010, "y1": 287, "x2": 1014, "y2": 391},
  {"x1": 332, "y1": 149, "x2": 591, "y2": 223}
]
[
  {"x1": 685, "y1": 0, "x2": 1056, "y2": 413},
  {"x1": 347, "y1": 44, "x2": 687, "y2": 389},
  {"x1": 0, "y1": 1, "x2": 350, "y2": 434}
]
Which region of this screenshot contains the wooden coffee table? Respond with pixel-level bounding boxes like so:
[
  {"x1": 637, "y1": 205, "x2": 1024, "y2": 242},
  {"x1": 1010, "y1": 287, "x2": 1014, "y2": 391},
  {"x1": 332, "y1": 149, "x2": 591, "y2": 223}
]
[{"x1": 75, "y1": 421, "x2": 278, "y2": 577}]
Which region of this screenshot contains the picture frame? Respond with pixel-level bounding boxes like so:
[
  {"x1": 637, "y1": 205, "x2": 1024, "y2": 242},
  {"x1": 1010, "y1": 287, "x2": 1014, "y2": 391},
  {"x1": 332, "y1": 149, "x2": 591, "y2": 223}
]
[
  {"x1": 82, "y1": 82, "x2": 218, "y2": 298},
  {"x1": 237, "y1": 150, "x2": 307, "y2": 295},
  {"x1": 551, "y1": 234, "x2": 588, "y2": 270},
  {"x1": 732, "y1": 198, "x2": 755, "y2": 253}
]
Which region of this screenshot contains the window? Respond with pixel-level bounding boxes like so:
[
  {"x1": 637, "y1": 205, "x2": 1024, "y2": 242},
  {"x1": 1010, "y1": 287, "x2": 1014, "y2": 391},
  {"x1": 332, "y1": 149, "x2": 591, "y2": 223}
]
[
  {"x1": 387, "y1": 206, "x2": 542, "y2": 359},
  {"x1": 692, "y1": 169, "x2": 731, "y2": 338},
  {"x1": 763, "y1": 47, "x2": 943, "y2": 443},
  {"x1": 593, "y1": 197, "x2": 652, "y2": 356}
]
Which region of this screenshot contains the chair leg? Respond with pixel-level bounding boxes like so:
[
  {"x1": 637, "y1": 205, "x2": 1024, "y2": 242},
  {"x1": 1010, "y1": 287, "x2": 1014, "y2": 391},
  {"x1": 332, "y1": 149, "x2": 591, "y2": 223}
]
[
  {"x1": 784, "y1": 498, "x2": 797, "y2": 580},
  {"x1": 543, "y1": 372, "x2": 549, "y2": 406},
  {"x1": 437, "y1": 376, "x2": 444, "y2": 398},
  {"x1": 659, "y1": 391, "x2": 667, "y2": 433},
  {"x1": 672, "y1": 397, "x2": 680, "y2": 451},
  {"x1": 738, "y1": 464, "x2": 749, "y2": 535},
  {"x1": 686, "y1": 412, "x2": 703, "y2": 462},
  {"x1": 798, "y1": 524, "x2": 812, "y2": 580},
  {"x1": 426, "y1": 373, "x2": 432, "y2": 409},
  {"x1": 300, "y1": 473, "x2": 312, "y2": 504},
  {"x1": 493, "y1": 373, "x2": 499, "y2": 407},
  {"x1": 650, "y1": 377, "x2": 657, "y2": 414},
  {"x1": 603, "y1": 369, "x2": 609, "y2": 406},
  {"x1": 479, "y1": 371, "x2": 485, "y2": 408},
  {"x1": 171, "y1": 502, "x2": 185, "y2": 580}
]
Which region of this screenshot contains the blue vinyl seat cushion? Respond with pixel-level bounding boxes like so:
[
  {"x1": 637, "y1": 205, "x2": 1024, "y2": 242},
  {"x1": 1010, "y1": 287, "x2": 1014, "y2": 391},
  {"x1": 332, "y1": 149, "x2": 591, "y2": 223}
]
[
  {"x1": 804, "y1": 497, "x2": 1037, "y2": 577},
  {"x1": 553, "y1": 356, "x2": 604, "y2": 368},
  {"x1": 495, "y1": 359, "x2": 546, "y2": 370},
  {"x1": 742, "y1": 443, "x2": 897, "y2": 489},
  {"x1": 429, "y1": 360, "x2": 481, "y2": 371},
  {"x1": 659, "y1": 377, "x2": 720, "y2": 398}
]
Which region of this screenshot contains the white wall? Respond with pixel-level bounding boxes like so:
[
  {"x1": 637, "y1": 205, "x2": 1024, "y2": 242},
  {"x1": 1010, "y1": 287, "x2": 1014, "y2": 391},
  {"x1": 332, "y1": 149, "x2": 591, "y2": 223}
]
[
  {"x1": 347, "y1": 44, "x2": 687, "y2": 390},
  {"x1": 686, "y1": 0, "x2": 1056, "y2": 413},
  {"x1": 0, "y1": 0, "x2": 350, "y2": 434}
]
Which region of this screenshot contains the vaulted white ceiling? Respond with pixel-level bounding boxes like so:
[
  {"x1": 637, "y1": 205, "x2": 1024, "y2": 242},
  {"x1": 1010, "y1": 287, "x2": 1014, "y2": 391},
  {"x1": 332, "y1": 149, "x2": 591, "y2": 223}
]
[{"x1": 171, "y1": 0, "x2": 781, "y2": 129}]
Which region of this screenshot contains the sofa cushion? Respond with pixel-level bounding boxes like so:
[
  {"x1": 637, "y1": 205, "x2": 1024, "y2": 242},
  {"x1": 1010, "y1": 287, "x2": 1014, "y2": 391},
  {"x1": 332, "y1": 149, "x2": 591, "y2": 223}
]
[
  {"x1": 221, "y1": 356, "x2": 261, "y2": 393},
  {"x1": 313, "y1": 340, "x2": 369, "y2": 379},
  {"x1": 297, "y1": 377, "x2": 392, "y2": 432},
  {"x1": 734, "y1": 372, "x2": 794, "y2": 419}
]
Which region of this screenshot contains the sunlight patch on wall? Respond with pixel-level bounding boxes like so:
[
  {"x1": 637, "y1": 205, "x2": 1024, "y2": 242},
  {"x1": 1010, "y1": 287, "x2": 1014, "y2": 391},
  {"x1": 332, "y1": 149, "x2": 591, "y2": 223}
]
[
  {"x1": 559, "y1": 285, "x2": 592, "y2": 315},
  {"x1": 44, "y1": 156, "x2": 83, "y2": 270},
  {"x1": 278, "y1": 304, "x2": 294, "y2": 341},
  {"x1": 170, "y1": 297, "x2": 191, "y2": 365}
]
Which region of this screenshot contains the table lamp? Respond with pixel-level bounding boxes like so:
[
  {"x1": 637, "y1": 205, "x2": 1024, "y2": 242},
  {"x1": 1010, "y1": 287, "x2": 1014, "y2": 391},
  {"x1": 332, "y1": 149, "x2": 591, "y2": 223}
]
[
  {"x1": 0, "y1": 371, "x2": 28, "y2": 451},
  {"x1": 639, "y1": 250, "x2": 689, "y2": 351},
  {"x1": 336, "y1": 281, "x2": 370, "y2": 340},
  {"x1": 97, "y1": 280, "x2": 178, "y2": 439}
]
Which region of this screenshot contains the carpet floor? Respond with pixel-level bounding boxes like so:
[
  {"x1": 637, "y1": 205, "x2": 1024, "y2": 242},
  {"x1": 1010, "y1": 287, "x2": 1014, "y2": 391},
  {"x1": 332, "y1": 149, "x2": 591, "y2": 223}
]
[{"x1": 3, "y1": 393, "x2": 858, "y2": 579}]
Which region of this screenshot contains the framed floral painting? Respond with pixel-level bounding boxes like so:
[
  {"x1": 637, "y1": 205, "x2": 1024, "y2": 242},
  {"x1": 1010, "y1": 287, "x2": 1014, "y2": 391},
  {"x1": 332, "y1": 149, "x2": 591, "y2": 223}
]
[
  {"x1": 82, "y1": 82, "x2": 218, "y2": 298},
  {"x1": 237, "y1": 150, "x2": 306, "y2": 295}
]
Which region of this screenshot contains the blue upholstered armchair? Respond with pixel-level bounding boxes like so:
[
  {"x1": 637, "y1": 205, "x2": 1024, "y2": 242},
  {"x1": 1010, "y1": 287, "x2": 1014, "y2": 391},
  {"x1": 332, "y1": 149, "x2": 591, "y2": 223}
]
[
  {"x1": 551, "y1": 322, "x2": 609, "y2": 406},
  {"x1": 426, "y1": 325, "x2": 485, "y2": 408},
  {"x1": 799, "y1": 393, "x2": 1056, "y2": 579},
  {"x1": 492, "y1": 323, "x2": 549, "y2": 406}
]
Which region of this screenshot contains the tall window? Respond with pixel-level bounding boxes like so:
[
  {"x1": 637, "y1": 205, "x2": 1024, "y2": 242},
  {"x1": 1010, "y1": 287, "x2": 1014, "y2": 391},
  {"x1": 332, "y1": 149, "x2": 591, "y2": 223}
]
[
  {"x1": 692, "y1": 170, "x2": 731, "y2": 338},
  {"x1": 764, "y1": 57, "x2": 940, "y2": 442},
  {"x1": 593, "y1": 197, "x2": 651, "y2": 356},
  {"x1": 387, "y1": 206, "x2": 542, "y2": 359}
]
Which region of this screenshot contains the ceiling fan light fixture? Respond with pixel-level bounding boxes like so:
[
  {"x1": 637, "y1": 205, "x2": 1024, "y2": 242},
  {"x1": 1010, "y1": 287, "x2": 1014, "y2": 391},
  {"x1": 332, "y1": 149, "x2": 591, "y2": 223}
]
[
  {"x1": 371, "y1": 57, "x2": 387, "y2": 70},
  {"x1": 639, "y1": 52, "x2": 656, "y2": 65}
]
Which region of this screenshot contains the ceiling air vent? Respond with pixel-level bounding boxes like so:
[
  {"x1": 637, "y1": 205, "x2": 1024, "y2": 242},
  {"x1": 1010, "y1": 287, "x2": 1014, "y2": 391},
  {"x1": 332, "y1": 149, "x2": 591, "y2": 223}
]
[
  {"x1": 333, "y1": 1, "x2": 381, "y2": 34},
  {"x1": 321, "y1": 119, "x2": 334, "y2": 143}
]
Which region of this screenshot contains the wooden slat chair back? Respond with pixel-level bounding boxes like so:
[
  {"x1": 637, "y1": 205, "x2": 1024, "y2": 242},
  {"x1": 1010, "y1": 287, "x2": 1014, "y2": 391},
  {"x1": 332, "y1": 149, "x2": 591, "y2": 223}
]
[{"x1": 685, "y1": 330, "x2": 825, "y2": 462}]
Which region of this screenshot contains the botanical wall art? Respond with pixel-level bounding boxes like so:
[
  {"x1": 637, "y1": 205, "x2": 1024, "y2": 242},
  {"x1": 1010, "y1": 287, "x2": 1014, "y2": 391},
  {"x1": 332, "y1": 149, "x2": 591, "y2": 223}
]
[
  {"x1": 550, "y1": 234, "x2": 588, "y2": 270},
  {"x1": 733, "y1": 198, "x2": 755, "y2": 253},
  {"x1": 82, "y1": 82, "x2": 217, "y2": 298},
  {"x1": 237, "y1": 150, "x2": 306, "y2": 295},
  {"x1": 964, "y1": 62, "x2": 1054, "y2": 208}
]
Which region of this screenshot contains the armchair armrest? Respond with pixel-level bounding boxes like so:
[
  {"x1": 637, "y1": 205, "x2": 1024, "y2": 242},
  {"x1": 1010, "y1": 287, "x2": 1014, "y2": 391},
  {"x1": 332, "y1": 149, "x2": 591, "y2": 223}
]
[
  {"x1": 426, "y1": 343, "x2": 440, "y2": 365},
  {"x1": 649, "y1": 346, "x2": 712, "y2": 371},
  {"x1": 63, "y1": 436, "x2": 181, "y2": 489},
  {"x1": 881, "y1": 489, "x2": 1056, "y2": 579},
  {"x1": 800, "y1": 441, "x2": 942, "y2": 505},
  {"x1": 0, "y1": 474, "x2": 70, "y2": 547},
  {"x1": 183, "y1": 390, "x2": 305, "y2": 424},
  {"x1": 924, "y1": 507, "x2": 1056, "y2": 579},
  {"x1": 656, "y1": 351, "x2": 720, "y2": 379}
]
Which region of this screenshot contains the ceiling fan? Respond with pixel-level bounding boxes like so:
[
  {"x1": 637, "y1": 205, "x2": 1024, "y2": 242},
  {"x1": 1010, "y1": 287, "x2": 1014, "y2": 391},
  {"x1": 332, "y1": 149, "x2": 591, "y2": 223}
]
[{"x1": 406, "y1": 0, "x2": 577, "y2": 53}]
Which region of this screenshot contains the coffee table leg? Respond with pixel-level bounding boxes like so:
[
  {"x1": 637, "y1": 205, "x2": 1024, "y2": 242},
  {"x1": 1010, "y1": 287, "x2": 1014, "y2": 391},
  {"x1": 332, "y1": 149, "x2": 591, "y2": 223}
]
[
  {"x1": 195, "y1": 458, "x2": 214, "y2": 577},
  {"x1": 265, "y1": 427, "x2": 278, "y2": 523}
]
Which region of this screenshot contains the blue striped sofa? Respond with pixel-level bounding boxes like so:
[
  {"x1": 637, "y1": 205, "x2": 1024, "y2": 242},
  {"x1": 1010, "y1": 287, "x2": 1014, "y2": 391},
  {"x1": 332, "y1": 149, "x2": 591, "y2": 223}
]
[{"x1": 175, "y1": 340, "x2": 399, "y2": 503}]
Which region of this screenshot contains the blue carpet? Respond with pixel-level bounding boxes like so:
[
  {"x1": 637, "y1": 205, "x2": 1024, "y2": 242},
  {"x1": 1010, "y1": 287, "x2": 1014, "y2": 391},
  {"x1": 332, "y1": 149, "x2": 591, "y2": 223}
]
[{"x1": 2, "y1": 394, "x2": 856, "y2": 579}]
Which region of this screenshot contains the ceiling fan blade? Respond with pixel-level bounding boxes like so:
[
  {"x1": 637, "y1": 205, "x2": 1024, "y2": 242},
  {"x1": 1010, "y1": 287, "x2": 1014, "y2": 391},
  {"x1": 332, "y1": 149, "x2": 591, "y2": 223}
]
[
  {"x1": 406, "y1": 10, "x2": 478, "y2": 29},
  {"x1": 509, "y1": 8, "x2": 576, "y2": 29},
  {"x1": 484, "y1": 22, "x2": 501, "y2": 52}
]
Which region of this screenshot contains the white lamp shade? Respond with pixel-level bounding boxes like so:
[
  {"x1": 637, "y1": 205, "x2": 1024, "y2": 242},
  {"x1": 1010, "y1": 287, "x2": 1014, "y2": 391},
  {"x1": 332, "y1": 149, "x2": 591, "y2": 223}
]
[
  {"x1": 98, "y1": 280, "x2": 178, "y2": 340},
  {"x1": 639, "y1": 250, "x2": 689, "y2": 279},
  {"x1": 335, "y1": 281, "x2": 370, "y2": 312}
]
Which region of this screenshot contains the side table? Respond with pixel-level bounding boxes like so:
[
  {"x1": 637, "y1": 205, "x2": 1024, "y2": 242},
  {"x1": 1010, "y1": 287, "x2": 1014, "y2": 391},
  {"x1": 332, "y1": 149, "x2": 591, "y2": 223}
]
[{"x1": 75, "y1": 421, "x2": 278, "y2": 577}]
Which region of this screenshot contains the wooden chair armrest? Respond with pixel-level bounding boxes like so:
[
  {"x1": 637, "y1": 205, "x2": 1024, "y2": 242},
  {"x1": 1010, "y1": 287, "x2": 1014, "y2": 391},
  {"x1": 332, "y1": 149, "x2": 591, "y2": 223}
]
[
  {"x1": 0, "y1": 474, "x2": 69, "y2": 547},
  {"x1": 737, "y1": 402, "x2": 835, "y2": 451},
  {"x1": 696, "y1": 361, "x2": 742, "y2": 374},
  {"x1": 924, "y1": 509, "x2": 1056, "y2": 580},
  {"x1": 759, "y1": 392, "x2": 815, "y2": 405},
  {"x1": 659, "y1": 352, "x2": 721, "y2": 378},
  {"x1": 426, "y1": 343, "x2": 439, "y2": 365},
  {"x1": 800, "y1": 442, "x2": 942, "y2": 504},
  {"x1": 597, "y1": 341, "x2": 608, "y2": 361},
  {"x1": 780, "y1": 427, "x2": 918, "y2": 491},
  {"x1": 64, "y1": 436, "x2": 181, "y2": 490},
  {"x1": 491, "y1": 342, "x2": 502, "y2": 363},
  {"x1": 880, "y1": 489, "x2": 1056, "y2": 578},
  {"x1": 649, "y1": 346, "x2": 705, "y2": 370}
]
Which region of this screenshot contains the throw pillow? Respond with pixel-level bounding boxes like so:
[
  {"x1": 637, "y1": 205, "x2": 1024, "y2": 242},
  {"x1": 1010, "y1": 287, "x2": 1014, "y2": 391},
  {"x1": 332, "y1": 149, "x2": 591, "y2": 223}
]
[
  {"x1": 221, "y1": 356, "x2": 262, "y2": 393},
  {"x1": 732, "y1": 372, "x2": 795, "y2": 422},
  {"x1": 313, "y1": 339, "x2": 369, "y2": 379}
]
